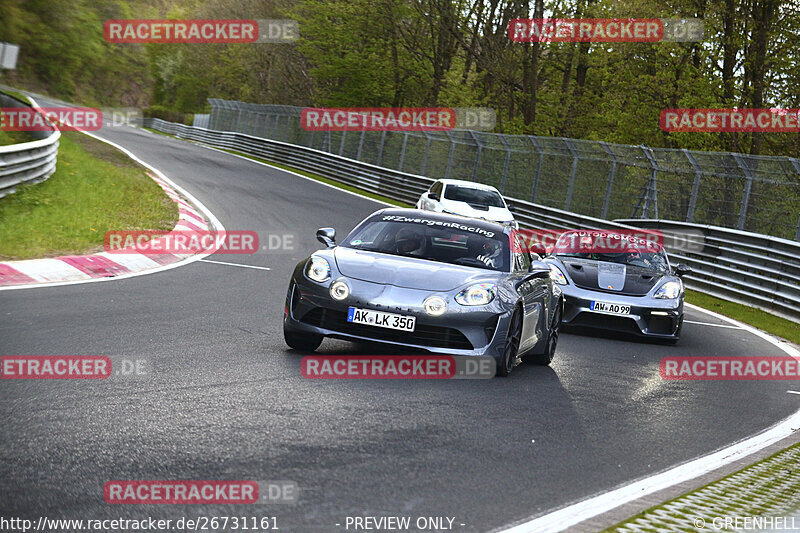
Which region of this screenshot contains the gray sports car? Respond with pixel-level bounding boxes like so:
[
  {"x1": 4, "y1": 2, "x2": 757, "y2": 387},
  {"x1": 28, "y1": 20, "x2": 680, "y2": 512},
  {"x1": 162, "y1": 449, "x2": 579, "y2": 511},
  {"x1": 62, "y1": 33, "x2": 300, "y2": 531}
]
[
  {"x1": 283, "y1": 208, "x2": 563, "y2": 376},
  {"x1": 542, "y1": 229, "x2": 691, "y2": 343}
]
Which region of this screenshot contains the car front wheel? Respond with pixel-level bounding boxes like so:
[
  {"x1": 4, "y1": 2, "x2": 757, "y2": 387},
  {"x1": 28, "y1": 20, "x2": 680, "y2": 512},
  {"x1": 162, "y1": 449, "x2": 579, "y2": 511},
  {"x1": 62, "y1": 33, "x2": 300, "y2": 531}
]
[
  {"x1": 497, "y1": 309, "x2": 522, "y2": 377},
  {"x1": 284, "y1": 324, "x2": 323, "y2": 352}
]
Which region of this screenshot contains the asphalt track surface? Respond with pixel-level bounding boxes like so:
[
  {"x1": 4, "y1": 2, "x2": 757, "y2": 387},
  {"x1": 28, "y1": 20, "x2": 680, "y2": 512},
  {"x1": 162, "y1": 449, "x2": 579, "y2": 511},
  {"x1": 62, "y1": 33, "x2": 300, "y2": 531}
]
[{"x1": 1, "y1": 119, "x2": 798, "y2": 532}]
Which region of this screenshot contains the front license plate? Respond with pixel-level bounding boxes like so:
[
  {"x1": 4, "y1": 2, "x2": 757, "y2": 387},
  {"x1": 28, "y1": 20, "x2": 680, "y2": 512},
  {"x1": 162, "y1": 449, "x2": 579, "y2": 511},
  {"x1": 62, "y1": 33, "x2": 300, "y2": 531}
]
[
  {"x1": 347, "y1": 307, "x2": 416, "y2": 332},
  {"x1": 590, "y1": 301, "x2": 631, "y2": 315}
]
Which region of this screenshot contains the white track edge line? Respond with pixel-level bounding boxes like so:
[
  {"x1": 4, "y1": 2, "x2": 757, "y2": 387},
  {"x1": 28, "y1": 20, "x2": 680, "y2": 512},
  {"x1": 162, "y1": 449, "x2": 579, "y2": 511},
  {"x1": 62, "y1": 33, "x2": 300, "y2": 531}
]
[
  {"x1": 0, "y1": 122, "x2": 225, "y2": 291},
  {"x1": 496, "y1": 306, "x2": 799, "y2": 533},
  {"x1": 199, "y1": 259, "x2": 271, "y2": 271}
]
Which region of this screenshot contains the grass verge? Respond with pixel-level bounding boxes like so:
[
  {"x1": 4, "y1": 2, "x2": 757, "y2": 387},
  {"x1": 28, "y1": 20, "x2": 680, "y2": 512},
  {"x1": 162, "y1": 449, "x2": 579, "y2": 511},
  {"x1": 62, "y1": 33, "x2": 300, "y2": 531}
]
[
  {"x1": 143, "y1": 126, "x2": 800, "y2": 343},
  {"x1": 685, "y1": 289, "x2": 800, "y2": 344},
  {"x1": 0, "y1": 131, "x2": 178, "y2": 260},
  {"x1": 603, "y1": 441, "x2": 800, "y2": 531}
]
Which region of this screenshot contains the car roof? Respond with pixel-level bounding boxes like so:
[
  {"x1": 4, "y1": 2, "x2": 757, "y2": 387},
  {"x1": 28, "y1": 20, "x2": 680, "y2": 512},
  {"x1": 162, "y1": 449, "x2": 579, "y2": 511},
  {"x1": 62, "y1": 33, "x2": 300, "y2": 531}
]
[
  {"x1": 435, "y1": 179, "x2": 501, "y2": 192},
  {"x1": 370, "y1": 208, "x2": 511, "y2": 236}
]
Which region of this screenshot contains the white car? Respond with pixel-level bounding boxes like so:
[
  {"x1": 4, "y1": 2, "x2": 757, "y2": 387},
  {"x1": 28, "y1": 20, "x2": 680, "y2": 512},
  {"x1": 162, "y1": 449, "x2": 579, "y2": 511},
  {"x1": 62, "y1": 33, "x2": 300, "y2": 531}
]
[{"x1": 416, "y1": 179, "x2": 518, "y2": 228}]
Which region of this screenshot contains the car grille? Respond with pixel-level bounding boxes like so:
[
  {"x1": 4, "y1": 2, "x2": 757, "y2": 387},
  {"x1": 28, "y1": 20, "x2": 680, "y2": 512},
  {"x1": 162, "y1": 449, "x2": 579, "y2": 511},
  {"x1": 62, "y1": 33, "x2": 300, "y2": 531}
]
[
  {"x1": 570, "y1": 312, "x2": 642, "y2": 335},
  {"x1": 646, "y1": 315, "x2": 677, "y2": 335},
  {"x1": 299, "y1": 307, "x2": 474, "y2": 350}
]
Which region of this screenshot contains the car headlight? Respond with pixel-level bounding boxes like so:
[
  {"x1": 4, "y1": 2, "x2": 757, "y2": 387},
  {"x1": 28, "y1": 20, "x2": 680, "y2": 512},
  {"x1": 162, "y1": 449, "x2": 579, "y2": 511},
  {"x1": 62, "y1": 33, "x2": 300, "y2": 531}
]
[
  {"x1": 330, "y1": 280, "x2": 350, "y2": 301},
  {"x1": 455, "y1": 283, "x2": 497, "y2": 306},
  {"x1": 423, "y1": 296, "x2": 447, "y2": 316},
  {"x1": 654, "y1": 281, "x2": 682, "y2": 299},
  {"x1": 306, "y1": 256, "x2": 331, "y2": 282},
  {"x1": 549, "y1": 265, "x2": 568, "y2": 285}
]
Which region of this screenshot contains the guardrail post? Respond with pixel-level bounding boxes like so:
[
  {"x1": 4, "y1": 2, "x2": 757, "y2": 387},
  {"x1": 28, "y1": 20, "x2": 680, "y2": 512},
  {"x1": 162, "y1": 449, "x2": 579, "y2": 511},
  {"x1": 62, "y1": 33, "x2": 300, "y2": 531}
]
[
  {"x1": 563, "y1": 139, "x2": 579, "y2": 211},
  {"x1": 420, "y1": 132, "x2": 432, "y2": 175},
  {"x1": 398, "y1": 132, "x2": 408, "y2": 171},
  {"x1": 498, "y1": 134, "x2": 511, "y2": 194},
  {"x1": 599, "y1": 141, "x2": 616, "y2": 219},
  {"x1": 529, "y1": 136, "x2": 543, "y2": 203},
  {"x1": 732, "y1": 153, "x2": 753, "y2": 230},
  {"x1": 444, "y1": 131, "x2": 456, "y2": 180},
  {"x1": 468, "y1": 130, "x2": 482, "y2": 181},
  {"x1": 376, "y1": 130, "x2": 387, "y2": 166},
  {"x1": 682, "y1": 149, "x2": 703, "y2": 222}
]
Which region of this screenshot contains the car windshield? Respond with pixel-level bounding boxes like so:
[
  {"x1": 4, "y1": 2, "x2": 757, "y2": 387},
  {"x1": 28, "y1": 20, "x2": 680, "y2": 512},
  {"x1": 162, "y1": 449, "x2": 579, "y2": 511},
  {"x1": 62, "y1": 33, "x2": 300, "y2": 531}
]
[
  {"x1": 443, "y1": 185, "x2": 506, "y2": 208},
  {"x1": 343, "y1": 217, "x2": 509, "y2": 272}
]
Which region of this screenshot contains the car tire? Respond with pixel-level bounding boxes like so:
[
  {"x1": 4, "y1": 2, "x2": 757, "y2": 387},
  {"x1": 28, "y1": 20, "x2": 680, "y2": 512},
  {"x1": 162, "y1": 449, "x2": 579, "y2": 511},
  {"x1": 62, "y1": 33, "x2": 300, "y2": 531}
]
[
  {"x1": 497, "y1": 308, "x2": 523, "y2": 377},
  {"x1": 524, "y1": 300, "x2": 561, "y2": 366},
  {"x1": 284, "y1": 324, "x2": 323, "y2": 352}
]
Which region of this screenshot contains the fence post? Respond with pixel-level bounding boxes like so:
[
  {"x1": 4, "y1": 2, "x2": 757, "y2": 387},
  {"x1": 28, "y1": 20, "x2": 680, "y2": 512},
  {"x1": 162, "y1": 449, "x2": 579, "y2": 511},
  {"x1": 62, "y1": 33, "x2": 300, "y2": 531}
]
[
  {"x1": 791, "y1": 159, "x2": 800, "y2": 241},
  {"x1": 444, "y1": 131, "x2": 456, "y2": 180},
  {"x1": 284, "y1": 114, "x2": 291, "y2": 142},
  {"x1": 376, "y1": 130, "x2": 387, "y2": 166},
  {"x1": 640, "y1": 144, "x2": 659, "y2": 219},
  {"x1": 498, "y1": 134, "x2": 511, "y2": 194},
  {"x1": 356, "y1": 127, "x2": 366, "y2": 161},
  {"x1": 309, "y1": 129, "x2": 316, "y2": 148},
  {"x1": 682, "y1": 149, "x2": 703, "y2": 223},
  {"x1": 563, "y1": 138, "x2": 579, "y2": 211},
  {"x1": 468, "y1": 130, "x2": 482, "y2": 181},
  {"x1": 420, "y1": 132, "x2": 432, "y2": 175},
  {"x1": 339, "y1": 130, "x2": 347, "y2": 156},
  {"x1": 529, "y1": 136, "x2": 543, "y2": 203},
  {"x1": 398, "y1": 132, "x2": 408, "y2": 172},
  {"x1": 599, "y1": 141, "x2": 616, "y2": 219},
  {"x1": 732, "y1": 153, "x2": 753, "y2": 230}
]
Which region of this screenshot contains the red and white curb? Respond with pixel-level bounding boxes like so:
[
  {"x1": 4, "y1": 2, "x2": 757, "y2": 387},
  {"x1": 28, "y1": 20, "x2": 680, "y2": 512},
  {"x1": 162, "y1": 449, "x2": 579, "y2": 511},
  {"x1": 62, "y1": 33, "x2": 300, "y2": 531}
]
[{"x1": 0, "y1": 130, "x2": 225, "y2": 290}]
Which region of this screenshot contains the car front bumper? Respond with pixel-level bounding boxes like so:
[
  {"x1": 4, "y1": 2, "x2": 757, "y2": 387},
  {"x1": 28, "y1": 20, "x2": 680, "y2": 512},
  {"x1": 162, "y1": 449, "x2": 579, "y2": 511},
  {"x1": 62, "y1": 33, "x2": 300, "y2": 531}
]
[
  {"x1": 284, "y1": 276, "x2": 512, "y2": 360},
  {"x1": 559, "y1": 284, "x2": 683, "y2": 339}
]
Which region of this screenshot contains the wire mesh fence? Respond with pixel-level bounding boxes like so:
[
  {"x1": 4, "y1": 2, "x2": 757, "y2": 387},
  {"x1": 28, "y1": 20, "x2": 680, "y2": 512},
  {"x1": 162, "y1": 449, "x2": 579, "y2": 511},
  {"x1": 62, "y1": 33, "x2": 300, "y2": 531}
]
[{"x1": 207, "y1": 99, "x2": 800, "y2": 241}]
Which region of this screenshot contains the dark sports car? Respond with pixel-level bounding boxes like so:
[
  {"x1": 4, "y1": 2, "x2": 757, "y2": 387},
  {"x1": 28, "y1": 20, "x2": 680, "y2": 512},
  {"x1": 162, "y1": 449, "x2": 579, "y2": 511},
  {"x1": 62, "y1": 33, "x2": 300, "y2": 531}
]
[
  {"x1": 542, "y1": 229, "x2": 691, "y2": 343},
  {"x1": 283, "y1": 208, "x2": 563, "y2": 376}
]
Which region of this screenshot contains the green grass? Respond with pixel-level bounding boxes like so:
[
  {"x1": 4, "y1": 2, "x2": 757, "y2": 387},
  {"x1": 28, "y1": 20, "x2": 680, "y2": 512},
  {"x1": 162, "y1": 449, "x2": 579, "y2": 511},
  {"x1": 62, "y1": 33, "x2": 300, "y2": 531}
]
[
  {"x1": 143, "y1": 126, "x2": 800, "y2": 342},
  {"x1": 0, "y1": 131, "x2": 178, "y2": 260},
  {"x1": 685, "y1": 289, "x2": 800, "y2": 344},
  {"x1": 0, "y1": 128, "x2": 35, "y2": 146}
]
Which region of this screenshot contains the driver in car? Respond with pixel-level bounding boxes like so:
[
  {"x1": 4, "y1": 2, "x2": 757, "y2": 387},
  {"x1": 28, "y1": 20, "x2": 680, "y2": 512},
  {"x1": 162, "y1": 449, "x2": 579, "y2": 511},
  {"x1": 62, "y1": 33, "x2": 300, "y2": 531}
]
[{"x1": 394, "y1": 228, "x2": 425, "y2": 256}]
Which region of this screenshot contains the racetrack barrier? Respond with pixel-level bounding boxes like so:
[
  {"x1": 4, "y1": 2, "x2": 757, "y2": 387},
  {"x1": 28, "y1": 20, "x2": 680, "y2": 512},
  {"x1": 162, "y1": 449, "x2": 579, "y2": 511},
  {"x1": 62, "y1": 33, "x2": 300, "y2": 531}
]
[{"x1": 0, "y1": 92, "x2": 60, "y2": 198}]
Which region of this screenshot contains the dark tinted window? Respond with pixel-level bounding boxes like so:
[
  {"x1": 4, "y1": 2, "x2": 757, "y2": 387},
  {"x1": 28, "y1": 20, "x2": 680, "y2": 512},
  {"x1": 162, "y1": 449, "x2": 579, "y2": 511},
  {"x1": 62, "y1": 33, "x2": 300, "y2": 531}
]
[{"x1": 443, "y1": 185, "x2": 505, "y2": 208}]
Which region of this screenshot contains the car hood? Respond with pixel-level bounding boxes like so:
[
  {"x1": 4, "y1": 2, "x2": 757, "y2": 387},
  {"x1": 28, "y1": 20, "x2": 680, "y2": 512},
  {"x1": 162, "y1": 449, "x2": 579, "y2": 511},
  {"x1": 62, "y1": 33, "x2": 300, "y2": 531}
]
[
  {"x1": 440, "y1": 200, "x2": 513, "y2": 223},
  {"x1": 557, "y1": 257, "x2": 662, "y2": 295},
  {"x1": 334, "y1": 247, "x2": 497, "y2": 291}
]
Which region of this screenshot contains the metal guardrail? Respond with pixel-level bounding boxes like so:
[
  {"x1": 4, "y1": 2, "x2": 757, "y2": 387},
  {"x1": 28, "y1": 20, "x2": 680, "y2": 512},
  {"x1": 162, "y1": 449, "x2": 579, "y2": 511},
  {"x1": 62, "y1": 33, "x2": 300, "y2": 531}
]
[
  {"x1": 0, "y1": 93, "x2": 60, "y2": 198},
  {"x1": 142, "y1": 117, "x2": 800, "y2": 322}
]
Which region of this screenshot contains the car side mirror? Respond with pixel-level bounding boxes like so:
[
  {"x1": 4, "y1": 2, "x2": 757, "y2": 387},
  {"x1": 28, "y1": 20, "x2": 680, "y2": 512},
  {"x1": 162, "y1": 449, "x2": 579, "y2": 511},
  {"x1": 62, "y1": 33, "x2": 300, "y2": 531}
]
[
  {"x1": 674, "y1": 264, "x2": 692, "y2": 277},
  {"x1": 316, "y1": 227, "x2": 336, "y2": 248},
  {"x1": 527, "y1": 260, "x2": 551, "y2": 279},
  {"x1": 429, "y1": 192, "x2": 439, "y2": 201}
]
